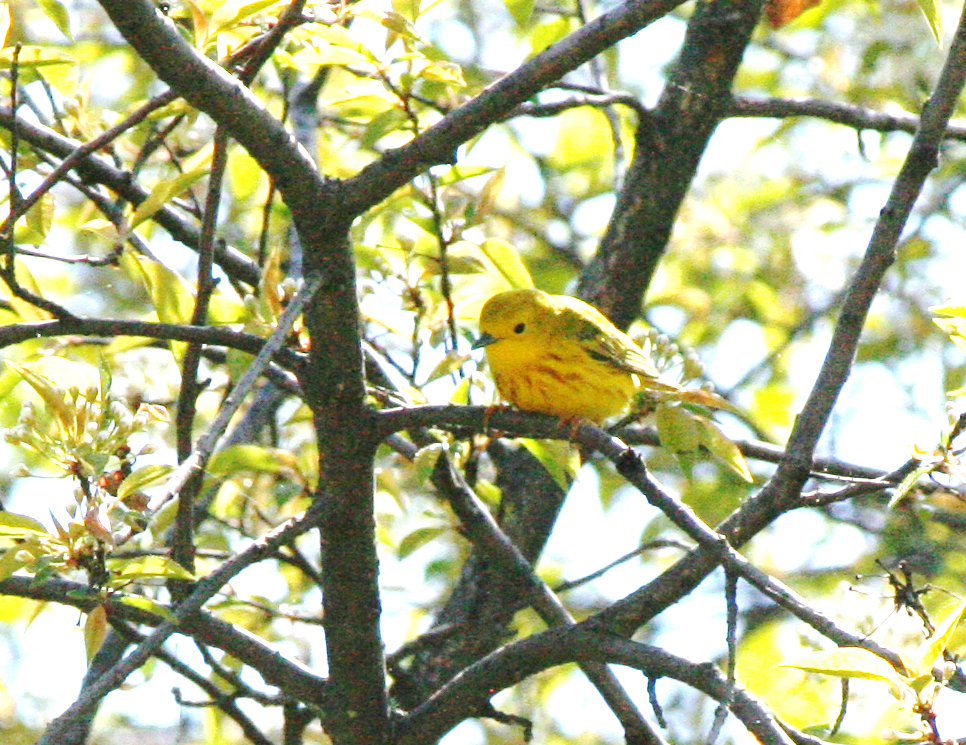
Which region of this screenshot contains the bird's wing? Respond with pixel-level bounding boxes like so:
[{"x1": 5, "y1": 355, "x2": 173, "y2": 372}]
[{"x1": 571, "y1": 316, "x2": 661, "y2": 379}]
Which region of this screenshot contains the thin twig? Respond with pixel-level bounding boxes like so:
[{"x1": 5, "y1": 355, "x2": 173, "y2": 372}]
[{"x1": 147, "y1": 272, "x2": 322, "y2": 514}]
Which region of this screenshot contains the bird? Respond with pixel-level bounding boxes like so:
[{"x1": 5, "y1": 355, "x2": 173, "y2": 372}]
[{"x1": 472, "y1": 288, "x2": 675, "y2": 423}]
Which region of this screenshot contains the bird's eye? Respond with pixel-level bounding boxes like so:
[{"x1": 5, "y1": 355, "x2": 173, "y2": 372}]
[{"x1": 513, "y1": 322, "x2": 526, "y2": 334}]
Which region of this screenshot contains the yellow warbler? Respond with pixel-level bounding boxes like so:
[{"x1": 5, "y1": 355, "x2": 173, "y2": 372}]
[{"x1": 472, "y1": 288, "x2": 673, "y2": 423}]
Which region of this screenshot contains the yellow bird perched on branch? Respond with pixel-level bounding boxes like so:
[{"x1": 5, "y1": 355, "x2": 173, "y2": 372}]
[{"x1": 472, "y1": 288, "x2": 683, "y2": 423}]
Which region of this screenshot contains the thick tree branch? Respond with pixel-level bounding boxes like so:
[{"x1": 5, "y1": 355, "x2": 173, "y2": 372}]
[
  {"x1": 340, "y1": 0, "x2": 687, "y2": 214},
  {"x1": 579, "y1": 0, "x2": 765, "y2": 328},
  {"x1": 432, "y1": 453, "x2": 664, "y2": 745},
  {"x1": 398, "y1": 628, "x2": 794, "y2": 745}
]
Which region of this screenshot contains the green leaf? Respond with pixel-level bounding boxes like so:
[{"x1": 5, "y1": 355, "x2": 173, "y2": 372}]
[
  {"x1": 107, "y1": 555, "x2": 195, "y2": 581},
  {"x1": 915, "y1": 0, "x2": 943, "y2": 44},
  {"x1": 207, "y1": 444, "x2": 299, "y2": 477},
  {"x1": 915, "y1": 598, "x2": 966, "y2": 676},
  {"x1": 116, "y1": 465, "x2": 174, "y2": 502},
  {"x1": 116, "y1": 594, "x2": 175, "y2": 621},
  {"x1": 208, "y1": 0, "x2": 281, "y2": 38},
  {"x1": 0, "y1": 512, "x2": 48, "y2": 537},
  {"x1": 779, "y1": 647, "x2": 907, "y2": 687},
  {"x1": 655, "y1": 406, "x2": 702, "y2": 454},
  {"x1": 129, "y1": 164, "x2": 210, "y2": 229},
  {"x1": 504, "y1": 0, "x2": 534, "y2": 26},
  {"x1": 0, "y1": 46, "x2": 73, "y2": 69},
  {"x1": 423, "y1": 350, "x2": 471, "y2": 384},
  {"x1": 85, "y1": 604, "x2": 108, "y2": 663},
  {"x1": 0, "y1": 548, "x2": 31, "y2": 582},
  {"x1": 13, "y1": 192, "x2": 54, "y2": 245},
  {"x1": 478, "y1": 237, "x2": 534, "y2": 290},
  {"x1": 398, "y1": 526, "x2": 448, "y2": 559},
  {"x1": 518, "y1": 438, "x2": 578, "y2": 492},
  {"x1": 696, "y1": 417, "x2": 753, "y2": 482},
  {"x1": 36, "y1": 0, "x2": 73, "y2": 40}
]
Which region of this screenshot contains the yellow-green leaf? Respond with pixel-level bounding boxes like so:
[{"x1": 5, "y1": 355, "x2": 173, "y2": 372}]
[
  {"x1": 780, "y1": 647, "x2": 906, "y2": 687},
  {"x1": 129, "y1": 164, "x2": 210, "y2": 229},
  {"x1": 915, "y1": 0, "x2": 943, "y2": 44},
  {"x1": 697, "y1": 417, "x2": 753, "y2": 482},
  {"x1": 208, "y1": 0, "x2": 281, "y2": 38},
  {"x1": 85, "y1": 604, "x2": 108, "y2": 663},
  {"x1": 435, "y1": 164, "x2": 494, "y2": 186},
  {"x1": 398, "y1": 526, "x2": 448, "y2": 559},
  {"x1": 504, "y1": 0, "x2": 534, "y2": 26},
  {"x1": 655, "y1": 405, "x2": 702, "y2": 454},
  {"x1": 116, "y1": 594, "x2": 175, "y2": 621},
  {"x1": 312, "y1": 26, "x2": 370, "y2": 53},
  {"x1": 0, "y1": 548, "x2": 31, "y2": 582},
  {"x1": 0, "y1": 512, "x2": 47, "y2": 537},
  {"x1": 419, "y1": 60, "x2": 465, "y2": 87},
  {"x1": 0, "y1": 45, "x2": 73, "y2": 69},
  {"x1": 450, "y1": 375, "x2": 473, "y2": 405},
  {"x1": 478, "y1": 238, "x2": 534, "y2": 290},
  {"x1": 208, "y1": 444, "x2": 299, "y2": 477},
  {"x1": 475, "y1": 166, "x2": 506, "y2": 220},
  {"x1": 5, "y1": 359, "x2": 93, "y2": 434},
  {"x1": 412, "y1": 443, "x2": 445, "y2": 484},
  {"x1": 931, "y1": 303, "x2": 966, "y2": 319},
  {"x1": 116, "y1": 465, "x2": 174, "y2": 502},
  {"x1": 916, "y1": 598, "x2": 966, "y2": 676},
  {"x1": 18, "y1": 356, "x2": 99, "y2": 395},
  {"x1": 13, "y1": 192, "x2": 54, "y2": 245},
  {"x1": 107, "y1": 555, "x2": 195, "y2": 581},
  {"x1": 423, "y1": 351, "x2": 471, "y2": 384},
  {"x1": 126, "y1": 254, "x2": 196, "y2": 326},
  {"x1": 518, "y1": 438, "x2": 578, "y2": 492},
  {"x1": 290, "y1": 46, "x2": 372, "y2": 67},
  {"x1": 0, "y1": 3, "x2": 10, "y2": 48},
  {"x1": 37, "y1": 0, "x2": 73, "y2": 40}
]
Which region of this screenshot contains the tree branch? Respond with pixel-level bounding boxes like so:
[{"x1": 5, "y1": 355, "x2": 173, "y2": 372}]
[
  {"x1": 340, "y1": 0, "x2": 687, "y2": 215},
  {"x1": 0, "y1": 317, "x2": 303, "y2": 372},
  {"x1": 579, "y1": 0, "x2": 765, "y2": 328},
  {"x1": 0, "y1": 107, "x2": 260, "y2": 288},
  {"x1": 728, "y1": 95, "x2": 966, "y2": 141},
  {"x1": 397, "y1": 628, "x2": 795, "y2": 745},
  {"x1": 34, "y1": 498, "x2": 329, "y2": 745},
  {"x1": 768, "y1": 0, "x2": 966, "y2": 500}
]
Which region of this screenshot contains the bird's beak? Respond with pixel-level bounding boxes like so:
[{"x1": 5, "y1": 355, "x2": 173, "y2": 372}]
[{"x1": 471, "y1": 332, "x2": 498, "y2": 350}]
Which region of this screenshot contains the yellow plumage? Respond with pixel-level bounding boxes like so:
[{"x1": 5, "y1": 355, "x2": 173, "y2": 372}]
[{"x1": 473, "y1": 288, "x2": 670, "y2": 423}]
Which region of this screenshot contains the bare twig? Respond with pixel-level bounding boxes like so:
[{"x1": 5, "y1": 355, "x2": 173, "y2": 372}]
[{"x1": 149, "y1": 273, "x2": 323, "y2": 514}]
